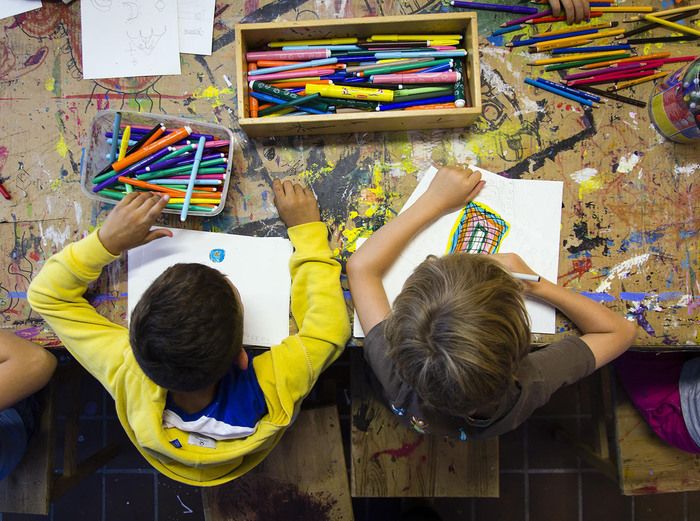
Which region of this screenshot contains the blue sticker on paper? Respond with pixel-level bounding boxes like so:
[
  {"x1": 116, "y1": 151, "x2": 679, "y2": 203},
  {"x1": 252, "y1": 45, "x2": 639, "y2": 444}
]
[{"x1": 209, "y1": 249, "x2": 225, "y2": 263}]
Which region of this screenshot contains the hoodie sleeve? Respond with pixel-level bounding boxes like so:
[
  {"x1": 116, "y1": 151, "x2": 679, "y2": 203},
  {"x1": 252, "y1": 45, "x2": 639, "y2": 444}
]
[{"x1": 27, "y1": 231, "x2": 130, "y2": 395}]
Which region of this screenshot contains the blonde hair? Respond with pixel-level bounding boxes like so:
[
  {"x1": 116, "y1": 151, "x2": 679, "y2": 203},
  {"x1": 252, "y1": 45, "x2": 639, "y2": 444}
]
[{"x1": 385, "y1": 254, "x2": 531, "y2": 417}]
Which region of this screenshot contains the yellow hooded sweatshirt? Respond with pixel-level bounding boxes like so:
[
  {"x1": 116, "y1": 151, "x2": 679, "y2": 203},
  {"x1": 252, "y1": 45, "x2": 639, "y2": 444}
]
[{"x1": 27, "y1": 221, "x2": 350, "y2": 486}]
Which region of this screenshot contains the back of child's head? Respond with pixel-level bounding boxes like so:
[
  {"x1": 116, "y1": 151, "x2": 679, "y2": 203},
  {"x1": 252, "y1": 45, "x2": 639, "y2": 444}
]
[
  {"x1": 129, "y1": 263, "x2": 243, "y2": 392},
  {"x1": 384, "y1": 253, "x2": 531, "y2": 417}
]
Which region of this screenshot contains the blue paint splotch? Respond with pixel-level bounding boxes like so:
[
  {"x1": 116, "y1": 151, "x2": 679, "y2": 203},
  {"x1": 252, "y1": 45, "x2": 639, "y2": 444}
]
[
  {"x1": 619, "y1": 292, "x2": 649, "y2": 301},
  {"x1": 630, "y1": 304, "x2": 655, "y2": 336},
  {"x1": 209, "y1": 248, "x2": 225, "y2": 263},
  {"x1": 580, "y1": 291, "x2": 616, "y2": 302}
]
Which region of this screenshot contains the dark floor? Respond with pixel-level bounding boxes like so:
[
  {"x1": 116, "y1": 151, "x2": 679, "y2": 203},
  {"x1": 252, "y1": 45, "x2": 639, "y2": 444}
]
[{"x1": 2, "y1": 349, "x2": 699, "y2": 521}]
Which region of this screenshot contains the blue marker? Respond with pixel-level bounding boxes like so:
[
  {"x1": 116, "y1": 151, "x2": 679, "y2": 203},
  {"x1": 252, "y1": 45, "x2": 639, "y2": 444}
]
[
  {"x1": 109, "y1": 112, "x2": 121, "y2": 162},
  {"x1": 377, "y1": 95, "x2": 456, "y2": 111},
  {"x1": 180, "y1": 136, "x2": 207, "y2": 222},
  {"x1": 419, "y1": 63, "x2": 453, "y2": 73}
]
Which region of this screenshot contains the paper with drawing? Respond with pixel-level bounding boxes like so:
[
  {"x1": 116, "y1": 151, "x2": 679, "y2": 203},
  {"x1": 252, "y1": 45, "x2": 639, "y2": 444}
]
[
  {"x1": 353, "y1": 165, "x2": 563, "y2": 336},
  {"x1": 177, "y1": 0, "x2": 215, "y2": 55},
  {"x1": 128, "y1": 228, "x2": 293, "y2": 347},
  {"x1": 80, "y1": 0, "x2": 181, "y2": 79}
]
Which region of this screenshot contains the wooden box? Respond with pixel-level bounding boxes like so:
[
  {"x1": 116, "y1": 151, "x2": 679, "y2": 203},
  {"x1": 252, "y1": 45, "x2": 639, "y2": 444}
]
[{"x1": 235, "y1": 13, "x2": 481, "y2": 137}]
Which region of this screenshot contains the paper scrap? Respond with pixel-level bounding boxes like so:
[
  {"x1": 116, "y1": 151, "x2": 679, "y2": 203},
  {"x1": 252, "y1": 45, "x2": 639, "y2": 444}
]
[
  {"x1": 177, "y1": 0, "x2": 215, "y2": 55},
  {"x1": 80, "y1": 0, "x2": 181, "y2": 80},
  {"x1": 0, "y1": 0, "x2": 42, "y2": 20}
]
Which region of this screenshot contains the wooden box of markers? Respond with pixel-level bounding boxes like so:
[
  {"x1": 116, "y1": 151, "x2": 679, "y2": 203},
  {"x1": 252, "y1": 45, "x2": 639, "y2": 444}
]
[{"x1": 235, "y1": 13, "x2": 481, "y2": 137}]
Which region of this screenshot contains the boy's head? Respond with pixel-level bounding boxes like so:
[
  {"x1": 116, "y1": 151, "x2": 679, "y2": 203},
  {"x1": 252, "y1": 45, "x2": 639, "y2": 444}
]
[
  {"x1": 384, "y1": 253, "x2": 530, "y2": 417},
  {"x1": 129, "y1": 263, "x2": 243, "y2": 392}
]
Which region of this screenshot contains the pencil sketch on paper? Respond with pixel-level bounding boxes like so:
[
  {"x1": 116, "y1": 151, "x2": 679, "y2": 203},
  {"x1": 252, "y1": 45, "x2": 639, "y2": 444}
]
[
  {"x1": 447, "y1": 202, "x2": 510, "y2": 255},
  {"x1": 127, "y1": 27, "x2": 168, "y2": 56},
  {"x1": 122, "y1": 1, "x2": 139, "y2": 21},
  {"x1": 90, "y1": 0, "x2": 112, "y2": 11}
]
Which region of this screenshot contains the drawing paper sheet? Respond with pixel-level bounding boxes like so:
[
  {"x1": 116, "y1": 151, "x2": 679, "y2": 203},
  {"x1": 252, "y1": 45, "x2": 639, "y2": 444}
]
[
  {"x1": 128, "y1": 229, "x2": 293, "y2": 347},
  {"x1": 177, "y1": 0, "x2": 215, "y2": 55},
  {"x1": 80, "y1": 0, "x2": 181, "y2": 80},
  {"x1": 0, "y1": 0, "x2": 42, "y2": 19},
  {"x1": 353, "y1": 166, "x2": 563, "y2": 336}
]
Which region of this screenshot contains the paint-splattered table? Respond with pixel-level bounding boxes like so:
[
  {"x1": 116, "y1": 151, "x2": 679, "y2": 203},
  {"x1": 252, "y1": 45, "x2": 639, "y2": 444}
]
[{"x1": 1, "y1": 2, "x2": 697, "y2": 349}]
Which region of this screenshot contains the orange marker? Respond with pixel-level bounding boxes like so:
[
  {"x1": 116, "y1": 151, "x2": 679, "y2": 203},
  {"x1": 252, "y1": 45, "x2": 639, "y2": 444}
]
[
  {"x1": 257, "y1": 60, "x2": 303, "y2": 67},
  {"x1": 142, "y1": 125, "x2": 165, "y2": 147},
  {"x1": 248, "y1": 63, "x2": 259, "y2": 118},
  {"x1": 405, "y1": 102, "x2": 456, "y2": 110},
  {"x1": 111, "y1": 126, "x2": 191, "y2": 172}
]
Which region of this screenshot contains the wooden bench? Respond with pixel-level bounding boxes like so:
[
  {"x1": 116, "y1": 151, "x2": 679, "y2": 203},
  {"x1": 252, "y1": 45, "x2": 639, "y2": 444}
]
[
  {"x1": 202, "y1": 405, "x2": 353, "y2": 521},
  {"x1": 556, "y1": 366, "x2": 700, "y2": 495},
  {"x1": 350, "y1": 350, "x2": 499, "y2": 497},
  {"x1": 0, "y1": 363, "x2": 121, "y2": 515}
]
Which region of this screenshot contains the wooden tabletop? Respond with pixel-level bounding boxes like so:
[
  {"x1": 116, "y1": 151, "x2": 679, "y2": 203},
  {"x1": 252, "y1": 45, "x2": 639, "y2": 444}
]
[{"x1": 0, "y1": 1, "x2": 697, "y2": 351}]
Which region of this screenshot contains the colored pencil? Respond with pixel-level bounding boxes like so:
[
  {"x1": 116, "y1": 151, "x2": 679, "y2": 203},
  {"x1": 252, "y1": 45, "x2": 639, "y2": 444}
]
[
  {"x1": 450, "y1": 0, "x2": 539, "y2": 14},
  {"x1": 507, "y1": 29, "x2": 599, "y2": 47},
  {"x1": 525, "y1": 77, "x2": 598, "y2": 107},
  {"x1": 536, "y1": 39, "x2": 595, "y2": 51},
  {"x1": 529, "y1": 50, "x2": 629, "y2": 66},
  {"x1": 526, "y1": 13, "x2": 603, "y2": 23},
  {"x1": 593, "y1": 6, "x2": 654, "y2": 12},
  {"x1": 550, "y1": 44, "x2": 632, "y2": 54},
  {"x1": 543, "y1": 54, "x2": 631, "y2": 72},
  {"x1": 501, "y1": 9, "x2": 551, "y2": 27},
  {"x1": 638, "y1": 5, "x2": 700, "y2": 18},
  {"x1": 616, "y1": 10, "x2": 699, "y2": 38},
  {"x1": 492, "y1": 24, "x2": 526, "y2": 35},
  {"x1": 576, "y1": 85, "x2": 646, "y2": 107},
  {"x1": 642, "y1": 14, "x2": 700, "y2": 37},
  {"x1": 534, "y1": 22, "x2": 617, "y2": 38},
  {"x1": 564, "y1": 60, "x2": 663, "y2": 80},
  {"x1": 625, "y1": 35, "x2": 699, "y2": 44},
  {"x1": 536, "y1": 78, "x2": 602, "y2": 102},
  {"x1": 566, "y1": 70, "x2": 656, "y2": 87},
  {"x1": 610, "y1": 71, "x2": 668, "y2": 91},
  {"x1": 580, "y1": 52, "x2": 671, "y2": 70},
  {"x1": 531, "y1": 28, "x2": 626, "y2": 50}
]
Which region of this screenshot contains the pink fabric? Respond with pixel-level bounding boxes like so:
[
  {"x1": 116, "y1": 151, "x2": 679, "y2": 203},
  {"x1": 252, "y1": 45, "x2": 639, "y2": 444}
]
[{"x1": 615, "y1": 351, "x2": 700, "y2": 454}]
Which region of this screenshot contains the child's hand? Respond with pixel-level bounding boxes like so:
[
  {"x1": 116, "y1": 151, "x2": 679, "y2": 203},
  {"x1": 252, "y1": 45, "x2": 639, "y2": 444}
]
[
  {"x1": 98, "y1": 192, "x2": 173, "y2": 255},
  {"x1": 491, "y1": 252, "x2": 541, "y2": 294},
  {"x1": 422, "y1": 166, "x2": 484, "y2": 214},
  {"x1": 548, "y1": 0, "x2": 589, "y2": 24},
  {"x1": 272, "y1": 179, "x2": 321, "y2": 228}
]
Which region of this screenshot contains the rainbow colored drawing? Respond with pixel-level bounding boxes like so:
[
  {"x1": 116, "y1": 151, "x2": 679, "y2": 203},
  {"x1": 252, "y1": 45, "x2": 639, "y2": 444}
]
[{"x1": 447, "y1": 202, "x2": 510, "y2": 254}]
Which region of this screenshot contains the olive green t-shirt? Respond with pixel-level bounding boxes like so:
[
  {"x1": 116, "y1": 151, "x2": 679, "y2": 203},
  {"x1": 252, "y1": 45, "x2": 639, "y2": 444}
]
[{"x1": 363, "y1": 321, "x2": 596, "y2": 440}]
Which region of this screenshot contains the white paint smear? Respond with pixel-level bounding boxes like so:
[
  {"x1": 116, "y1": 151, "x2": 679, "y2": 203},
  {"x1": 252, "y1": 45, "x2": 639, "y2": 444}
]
[
  {"x1": 570, "y1": 167, "x2": 598, "y2": 184},
  {"x1": 616, "y1": 152, "x2": 641, "y2": 174},
  {"x1": 595, "y1": 253, "x2": 652, "y2": 293}
]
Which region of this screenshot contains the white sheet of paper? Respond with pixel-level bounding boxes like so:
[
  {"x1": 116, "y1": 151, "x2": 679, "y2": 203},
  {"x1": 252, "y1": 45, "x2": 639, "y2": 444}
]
[
  {"x1": 353, "y1": 166, "x2": 563, "y2": 336},
  {"x1": 80, "y1": 0, "x2": 181, "y2": 80},
  {"x1": 177, "y1": 0, "x2": 215, "y2": 55},
  {"x1": 0, "y1": 0, "x2": 42, "y2": 19},
  {"x1": 128, "y1": 228, "x2": 293, "y2": 347}
]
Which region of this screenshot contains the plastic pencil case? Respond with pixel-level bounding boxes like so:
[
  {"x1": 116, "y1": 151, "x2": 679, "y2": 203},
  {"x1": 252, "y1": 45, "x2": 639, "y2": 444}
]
[{"x1": 80, "y1": 110, "x2": 235, "y2": 217}]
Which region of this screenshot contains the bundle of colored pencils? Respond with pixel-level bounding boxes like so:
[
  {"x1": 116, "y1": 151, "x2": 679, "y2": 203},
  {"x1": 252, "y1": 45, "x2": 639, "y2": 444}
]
[
  {"x1": 486, "y1": 2, "x2": 700, "y2": 108},
  {"x1": 244, "y1": 34, "x2": 471, "y2": 115},
  {"x1": 90, "y1": 113, "x2": 231, "y2": 220}
]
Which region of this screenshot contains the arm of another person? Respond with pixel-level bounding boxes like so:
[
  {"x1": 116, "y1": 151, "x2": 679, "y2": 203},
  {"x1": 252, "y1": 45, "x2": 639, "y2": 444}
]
[
  {"x1": 347, "y1": 166, "x2": 484, "y2": 335},
  {"x1": 547, "y1": 0, "x2": 590, "y2": 24},
  {"x1": 272, "y1": 180, "x2": 350, "y2": 392},
  {"x1": 493, "y1": 253, "x2": 638, "y2": 369},
  {"x1": 0, "y1": 330, "x2": 57, "y2": 411},
  {"x1": 27, "y1": 192, "x2": 172, "y2": 391}
]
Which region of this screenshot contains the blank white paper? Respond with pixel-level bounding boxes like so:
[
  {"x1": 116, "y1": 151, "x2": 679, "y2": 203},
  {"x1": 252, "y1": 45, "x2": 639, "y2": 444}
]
[
  {"x1": 0, "y1": 0, "x2": 42, "y2": 20},
  {"x1": 353, "y1": 165, "x2": 563, "y2": 336},
  {"x1": 80, "y1": 0, "x2": 181, "y2": 79},
  {"x1": 128, "y1": 228, "x2": 293, "y2": 347},
  {"x1": 177, "y1": 0, "x2": 215, "y2": 55}
]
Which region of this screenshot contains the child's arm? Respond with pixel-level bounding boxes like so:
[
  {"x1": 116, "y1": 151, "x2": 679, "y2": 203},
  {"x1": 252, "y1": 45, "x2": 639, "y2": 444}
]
[
  {"x1": 347, "y1": 166, "x2": 484, "y2": 334},
  {"x1": 493, "y1": 253, "x2": 638, "y2": 368},
  {"x1": 27, "y1": 193, "x2": 172, "y2": 390},
  {"x1": 547, "y1": 0, "x2": 590, "y2": 24},
  {"x1": 0, "y1": 331, "x2": 57, "y2": 410},
  {"x1": 271, "y1": 180, "x2": 350, "y2": 393}
]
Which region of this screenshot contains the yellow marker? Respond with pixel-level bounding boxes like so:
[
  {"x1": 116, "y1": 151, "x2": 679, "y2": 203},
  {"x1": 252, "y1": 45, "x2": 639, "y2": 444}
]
[
  {"x1": 117, "y1": 126, "x2": 133, "y2": 193},
  {"x1": 611, "y1": 71, "x2": 668, "y2": 91},
  {"x1": 262, "y1": 107, "x2": 297, "y2": 117},
  {"x1": 305, "y1": 83, "x2": 394, "y2": 102},
  {"x1": 268, "y1": 38, "x2": 358, "y2": 47},
  {"x1": 369, "y1": 34, "x2": 463, "y2": 41},
  {"x1": 592, "y1": 6, "x2": 654, "y2": 12},
  {"x1": 168, "y1": 198, "x2": 222, "y2": 205},
  {"x1": 642, "y1": 14, "x2": 700, "y2": 37},
  {"x1": 529, "y1": 50, "x2": 629, "y2": 66}
]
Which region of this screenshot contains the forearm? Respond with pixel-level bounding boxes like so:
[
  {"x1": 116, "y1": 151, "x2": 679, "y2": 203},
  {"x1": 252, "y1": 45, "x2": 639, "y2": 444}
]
[
  {"x1": 0, "y1": 331, "x2": 56, "y2": 410},
  {"x1": 532, "y1": 280, "x2": 637, "y2": 367},
  {"x1": 347, "y1": 196, "x2": 440, "y2": 277}
]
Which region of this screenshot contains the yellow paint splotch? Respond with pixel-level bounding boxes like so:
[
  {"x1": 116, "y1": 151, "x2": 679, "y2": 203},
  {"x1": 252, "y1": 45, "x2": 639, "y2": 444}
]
[
  {"x1": 55, "y1": 135, "x2": 68, "y2": 158},
  {"x1": 299, "y1": 162, "x2": 335, "y2": 184},
  {"x1": 192, "y1": 85, "x2": 235, "y2": 108},
  {"x1": 45, "y1": 77, "x2": 55, "y2": 92}
]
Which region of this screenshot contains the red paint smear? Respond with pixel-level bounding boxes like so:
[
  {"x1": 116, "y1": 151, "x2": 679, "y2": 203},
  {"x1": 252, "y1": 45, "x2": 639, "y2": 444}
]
[
  {"x1": 0, "y1": 146, "x2": 8, "y2": 174},
  {"x1": 371, "y1": 437, "x2": 424, "y2": 461},
  {"x1": 561, "y1": 257, "x2": 592, "y2": 286},
  {"x1": 633, "y1": 485, "x2": 658, "y2": 494}
]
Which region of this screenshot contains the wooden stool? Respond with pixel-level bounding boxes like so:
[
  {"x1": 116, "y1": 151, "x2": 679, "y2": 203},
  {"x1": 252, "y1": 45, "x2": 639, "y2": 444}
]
[
  {"x1": 0, "y1": 363, "x2": 121, "y2": 515},
  {"x1": 351, "y1": 350, "x2": 499, "y2": 497},
  {"x1": 556, "y1": 366, "x2": 700, "y2": 495},
  {"x1": 202, "y1": 405, "x2": 353, "y2": 521}
]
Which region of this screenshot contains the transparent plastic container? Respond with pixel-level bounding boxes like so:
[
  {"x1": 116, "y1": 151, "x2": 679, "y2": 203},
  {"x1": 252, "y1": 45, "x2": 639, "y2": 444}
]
[{"x1": 80, "y1": 110, "x2": 235, "y2": 217}]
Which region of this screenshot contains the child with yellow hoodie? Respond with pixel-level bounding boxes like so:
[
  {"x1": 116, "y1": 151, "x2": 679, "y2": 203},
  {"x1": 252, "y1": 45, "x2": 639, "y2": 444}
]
[{"x1": 27, "y1": 180, "x2": 350, "y2": 486}]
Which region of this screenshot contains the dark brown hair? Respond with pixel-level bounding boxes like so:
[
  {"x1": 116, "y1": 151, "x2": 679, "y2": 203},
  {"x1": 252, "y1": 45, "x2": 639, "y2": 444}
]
[
  {"x1": 384, "y1": 254, "x2": 531, "y2": 417},
  {"x1": 129, "y1": 263, "x2": 243, "y2": 392}
]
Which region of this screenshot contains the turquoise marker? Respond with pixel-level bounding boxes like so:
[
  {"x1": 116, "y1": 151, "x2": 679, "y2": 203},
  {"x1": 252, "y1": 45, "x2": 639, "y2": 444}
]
[
  {"x1": 374, "y1": 50, "x2": 467, "y2": 59},
  {"x1": 109, "y1": 112, "x2": 121, "y2": 162},
  {"x1": 282, "y1": 45, "x2": 362, "y2": 51},
  {"x1": 180, "y1": 136, "x2": 207, "y2": 222}
]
